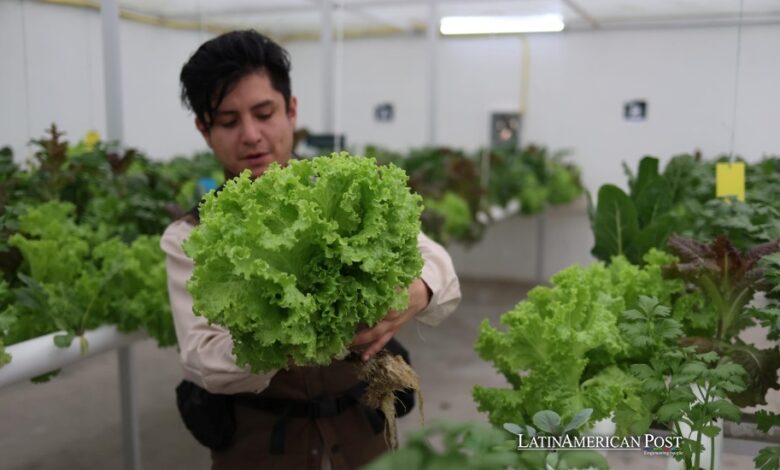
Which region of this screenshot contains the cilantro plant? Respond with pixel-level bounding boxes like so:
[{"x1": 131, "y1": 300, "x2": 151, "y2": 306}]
[
  {"x1": 363, "y1": 421, "x2": 521, "y2": 470},
  {"x1": 504, "y1": 409, "x2": 609, "y2": 470},
  {"x1": 617, "y1": 295, "x2": 747, "y2": 470},
  {"x1": 754, "y1": 411, "x2": 780, "y2": 470},
  {"x1": 630, "y1": 348, "x2": 746, "y2": 470},
  {"x1": 364, "y1": 410, "x2": 606, "y2": 470}
]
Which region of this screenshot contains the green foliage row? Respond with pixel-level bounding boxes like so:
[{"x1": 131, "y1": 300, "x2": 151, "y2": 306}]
[
  {"x1": 472, "y1": 151, "x2": 780, "y2": 470},
  {"x1": 365, "y1": 144, "x2": 583, "y2": 246},
  {"x1": 0, "y1": 126, "x2": 223, "y2": 371},
  {"x1": 590, "y1": 153, "x2": 780, "y2": 265}
]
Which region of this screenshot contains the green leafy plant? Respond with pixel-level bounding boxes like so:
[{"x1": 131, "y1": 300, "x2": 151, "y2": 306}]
[
  {"x1": 363, "y1": 420, "x2": 521, "y2": 470},
  {"x1": 755, "y1": 252, "x2": 780, "y2": 341},
  {"x1": 473, "y1": 251, "x2": 690, "y2": 428},
  {"x1": 486, "y1": 145, "x2": 582, "y2": 215},
  {"x1": 663, "y1": 235, "x2": 780, "y2": 407},
  {"x1": 504, "y1": 409, "x2": 609, "y2": 470},
  {"x1": 592, "y1": 153, "x2": 780, "y2": 264},
  {"x1": 364, "y1": 411, "x2": 607, "y2": 470},
  {"x1": 6, "y1": 201, "x2": 174, "y2": 351},
  {"x1": 0, "y1": 126, "x2": 232, "y2": 373},
  {"x1": 0, "y1": 279, "x2": 15, "y2": 366},
  {"x1": 402, "y1": 147, "x2": 485, "y2": 245},
  {"x1": 753, "y1": 411, "x2": 780, "y2": 470},
  {"x1": 687, "y1": 199, "x2": 780, "y2": 251},
  {"x1": 630, "y1": 348, "x2": 746, "y2": 470},
  {"x1": 616, "y1": 295, "x2": 747, "y2": 470},
  {"x1": 423, "y1": 192, "x2": 473, "y2": 245},
  {"x1": 591, "y1": 157, "x2": 680, "y2": 265},
  {"x1": 367, "y1": 144, "x2": 582, "y2": 246},
  {"x1": 184, "y1": 153, "x2": 423, "y2": 372}
]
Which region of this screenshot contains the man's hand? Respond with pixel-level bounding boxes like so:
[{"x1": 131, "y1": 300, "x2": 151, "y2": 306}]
[{"x1": 350, "y1": 278, "x2": 432, "y2": 361}]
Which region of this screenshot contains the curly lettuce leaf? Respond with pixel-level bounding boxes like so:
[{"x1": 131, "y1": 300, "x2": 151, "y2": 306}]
[
  {"x1": 184, "y1": 153, "x2": 423, "y2": 372},
  {"x1": 474, "y1": 251, "x2": 687, "y2": 427},
  {"x1": 93, "y1": 235, "x2": 176, "y2": 347},
  {"x1": 7, "y1": 201, "x2": 173, "y2": 348}
]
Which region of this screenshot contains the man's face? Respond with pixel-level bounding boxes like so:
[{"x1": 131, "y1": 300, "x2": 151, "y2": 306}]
[{"x1": 197, "y1": 70, "x2": 297, "y2": 179}]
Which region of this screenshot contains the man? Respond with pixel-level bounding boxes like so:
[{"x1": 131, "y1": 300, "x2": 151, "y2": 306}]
[{"x1": 162, "y1": 29, "x2": 461, "y2": 469}]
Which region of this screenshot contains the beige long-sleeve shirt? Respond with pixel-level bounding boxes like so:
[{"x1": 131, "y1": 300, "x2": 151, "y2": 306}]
[{"x1": 161, "y1": 219, "x2": 461, "y2": 395}]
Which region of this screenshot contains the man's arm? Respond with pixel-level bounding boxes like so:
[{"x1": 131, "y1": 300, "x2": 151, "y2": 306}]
[
  {"x1": 161, "y1": 220, "x2": 277, "y2": 394},
  {"x1": 351, "y1": 232, "x2": 462, "y2": 361}
]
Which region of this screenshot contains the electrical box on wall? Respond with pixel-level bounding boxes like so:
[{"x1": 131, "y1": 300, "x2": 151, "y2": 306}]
[
  {"x1": 304, "y1": 134, "x2": 346, "y2": 153},
  {"x1": 490, "y1": 112, "x2": 522, "y2": 149},
  {"x1": 374, "y1": 102, "x2": 394, "y2": 122},
  {"x1": 624, "y1": 100, "x2": 647, "y2": 121}
]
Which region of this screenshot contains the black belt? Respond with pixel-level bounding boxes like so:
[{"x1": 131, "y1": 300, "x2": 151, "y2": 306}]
[{"x1": 234, "y1": 381, "x2": 384, "y2": 454}]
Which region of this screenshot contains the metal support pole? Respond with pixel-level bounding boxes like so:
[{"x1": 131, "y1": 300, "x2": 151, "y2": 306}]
[
  {"x1": 101, "y1": 4, "x2": 136, "y2": 467},
  {"x1": 118, "y1": 346, "x2": 141, "y2": 470},
  {"x1": 427, "y1": 1, "x2": 438, "y2": 146},
  {"x1": 101, "y1": 0, "x2": 124, "y2": 152},
  {"x1": 321, "y1": 0, "x2": 335, "y2": 135},
  {"x1": 535, "y1": 212, "x2": 547, "y2": 284}
]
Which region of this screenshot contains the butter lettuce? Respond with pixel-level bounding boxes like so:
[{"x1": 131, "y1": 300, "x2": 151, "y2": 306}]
[{"x1": 184, "y1": 153, "x2": 423, "y2": 372}]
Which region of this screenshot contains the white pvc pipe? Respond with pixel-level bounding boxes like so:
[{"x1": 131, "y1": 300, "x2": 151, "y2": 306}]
[{"x1": 0, "y1": 325, "x2": 145, "y2": 388}]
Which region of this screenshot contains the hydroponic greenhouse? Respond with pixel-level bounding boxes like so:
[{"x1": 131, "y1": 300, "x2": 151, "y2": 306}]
[{"x1": 1, "y1": 1, "x2": 779, "y2": 469}]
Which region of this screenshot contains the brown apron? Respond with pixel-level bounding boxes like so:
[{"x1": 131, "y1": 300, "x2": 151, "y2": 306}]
[{"x1": 210, "y1": 359, "x2": 390, "y2": 470}]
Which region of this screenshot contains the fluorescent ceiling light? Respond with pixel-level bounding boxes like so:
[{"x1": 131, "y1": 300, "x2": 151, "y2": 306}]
[{"x1": 440, "y1": 14, "x2": 565, "y2": 35}]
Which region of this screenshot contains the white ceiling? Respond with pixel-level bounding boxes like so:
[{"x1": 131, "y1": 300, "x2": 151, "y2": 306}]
[{"x1": 116, "y1": 0, "x2": 780, "y2": 37}]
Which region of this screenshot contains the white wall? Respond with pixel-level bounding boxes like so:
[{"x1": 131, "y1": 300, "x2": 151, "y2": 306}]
[
  {"x1": 287, "y1": 26, "x2": 780, "y2": 194},
  {"x1": 4, "y1": 2, "x2": 778, "y2": 191},
  {"x1": 2, "y1": 2, "x2": 779, "y2": 280},
  {"x1": 0, "y1": 1, "x2": 210, "y2": 162},
  {"x1": 0, "y1": 1, "x2": 105, "y2": 161},
  {"x1": 523, "y1": 26, "x2": 780, "y2": 193}
]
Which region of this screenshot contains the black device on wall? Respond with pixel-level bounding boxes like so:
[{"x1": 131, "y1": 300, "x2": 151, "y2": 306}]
[
  {"x1": 305, "y1": 134, "x2": 346, "y2": 153},
  {"x1": 490, "y1": 112, "x2": 522, "y2": 149}
]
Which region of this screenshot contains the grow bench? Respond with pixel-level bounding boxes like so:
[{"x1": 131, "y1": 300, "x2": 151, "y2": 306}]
[{"x1": 0, "y1": 326, "x2": 146, "y2": 470}]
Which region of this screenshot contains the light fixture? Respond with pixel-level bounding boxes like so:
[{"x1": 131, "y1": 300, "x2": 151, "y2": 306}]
[{"x1": 439, "y1": 14, "x2": 565, "y2": 35}]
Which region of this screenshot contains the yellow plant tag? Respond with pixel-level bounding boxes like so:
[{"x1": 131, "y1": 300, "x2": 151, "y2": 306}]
[{"x1": 715, "y1": 162, "x2": 745, "y2": 202}]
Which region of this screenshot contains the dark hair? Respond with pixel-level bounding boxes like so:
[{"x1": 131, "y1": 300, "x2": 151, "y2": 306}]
[{"x1": 179, "y1": 30, "x2": 292, "y2": 128}]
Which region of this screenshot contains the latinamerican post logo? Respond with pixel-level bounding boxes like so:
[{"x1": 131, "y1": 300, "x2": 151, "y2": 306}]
[{"x1": 515, "y1": 434, "x2": 682, "y2": 455}]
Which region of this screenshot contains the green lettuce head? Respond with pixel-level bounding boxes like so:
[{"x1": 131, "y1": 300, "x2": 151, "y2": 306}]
[{"x1": 184, "y1": 153, "x2": 423, "y2": 372}]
